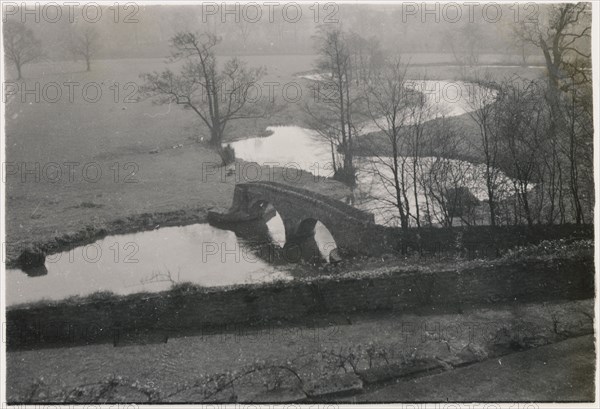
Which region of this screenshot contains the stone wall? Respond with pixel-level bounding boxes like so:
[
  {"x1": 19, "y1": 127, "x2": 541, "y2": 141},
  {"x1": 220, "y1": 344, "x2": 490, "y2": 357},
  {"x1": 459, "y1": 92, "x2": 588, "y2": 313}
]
[
  {"x1": 212, "y1": 181, "x2": 593, "y2": 258},
  {"x1": 383, "y1": 224, "x2": 594, "y2": 257},
  {"x1": 7, "y1": 253, "x2": 594, "y2": 350}
]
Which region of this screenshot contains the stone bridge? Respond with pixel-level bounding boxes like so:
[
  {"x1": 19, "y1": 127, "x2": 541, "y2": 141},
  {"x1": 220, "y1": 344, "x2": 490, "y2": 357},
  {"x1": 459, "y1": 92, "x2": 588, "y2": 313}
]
[{"x1": 208, "y1": 181, "x2": 397, "y2": 256}]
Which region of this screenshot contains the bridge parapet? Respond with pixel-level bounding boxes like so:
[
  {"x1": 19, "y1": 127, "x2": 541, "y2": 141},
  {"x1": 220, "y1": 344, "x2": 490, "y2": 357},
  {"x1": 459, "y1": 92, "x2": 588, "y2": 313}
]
[{"x1": 238, "y1": 181, "x2": 376, "y2": 224}]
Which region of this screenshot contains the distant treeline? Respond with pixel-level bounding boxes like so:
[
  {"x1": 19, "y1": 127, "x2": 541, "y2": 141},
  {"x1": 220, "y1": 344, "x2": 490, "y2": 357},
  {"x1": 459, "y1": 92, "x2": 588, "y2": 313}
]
[{"x1": 6, "y1": 3, "x2": 588, "y2": 61}]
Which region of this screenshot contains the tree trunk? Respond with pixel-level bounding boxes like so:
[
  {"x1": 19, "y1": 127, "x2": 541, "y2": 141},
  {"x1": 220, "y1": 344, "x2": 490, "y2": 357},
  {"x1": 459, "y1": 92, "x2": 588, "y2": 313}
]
[
  {"x1": 486, "y1": 169, "x2": 497, "y2": 227},
  {"x1": 392, "y1": 139, "x2": 408, "y2": 231},
  {"x1": 209, "y1": 127, "x2": 222, "y2": 148},
  {"x1": 568, "y1": 90, "x2": 583, "y2": 224},
  {"x1": 330, "y1": 140, "x2": 337, "y2": 173},
  {"x1": 412, "y1": 153, "x2": 421, "y2": 228}
]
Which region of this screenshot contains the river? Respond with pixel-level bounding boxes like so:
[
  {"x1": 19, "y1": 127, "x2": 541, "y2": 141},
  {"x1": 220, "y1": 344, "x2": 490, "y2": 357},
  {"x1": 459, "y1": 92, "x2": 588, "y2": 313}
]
[{"x1": 7, "y1": 80, "x2": 509, "y2": 306}]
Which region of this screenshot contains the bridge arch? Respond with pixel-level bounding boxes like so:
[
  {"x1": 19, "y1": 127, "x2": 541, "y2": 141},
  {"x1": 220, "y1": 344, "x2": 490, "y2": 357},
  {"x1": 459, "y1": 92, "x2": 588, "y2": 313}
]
[
  {"x1": 295, "y1": 218, "x2": 318, "y2": 239},
  {"x1": 263, "y1": 206, "x2": 286, "y2": 247},
  {"x1": 207, "y1": 181, "x2": 391, "y2": 256},
  {"x1": 294, "y1": 218, "x2": 338, "y2": 262}
]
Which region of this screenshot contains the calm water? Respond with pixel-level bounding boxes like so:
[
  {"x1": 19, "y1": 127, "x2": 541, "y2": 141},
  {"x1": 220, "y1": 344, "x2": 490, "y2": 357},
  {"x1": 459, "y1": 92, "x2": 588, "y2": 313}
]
[
  {"x1": 229, "y1": 81, "x2": 527, "y2": 226},
  {"x1": 6, "y1": 218, "x2": 338, "y2": 306}
]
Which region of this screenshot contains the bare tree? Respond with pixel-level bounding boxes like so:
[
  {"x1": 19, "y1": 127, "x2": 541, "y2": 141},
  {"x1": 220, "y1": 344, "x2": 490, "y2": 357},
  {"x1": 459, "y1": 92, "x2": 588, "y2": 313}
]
[
  {"x1": 3, "y1": 21, "x2": 43, "y2": 80},
  {"x1": 305, "y1": 26, "x2": 359, "y2": 186},
  {"x1": 347, "y1": 31, "x2": 384, "y2": 86},
  {"x1": 495, "y1": 79, "x2": 546, "y2": 226},
  {"x1": 515, "y1": 3, "x2": 591, "y2": 93},
  {"x1": 362, "y1": 58, "x2": 414, "y2": 229},
  {"x1": 510, "y1": 25, "x2": 536, "y2": 67},
  {"x1": 446, "y1": 23, "x2": 484, "y2": 68},
  {"x1": 422, "y1": 123, "x2": 477, "y2": 227},
  {"x1": 515, "y1": 3, "x2": 592, "y2": 224},
  {"x1": 405, "y1": 79, "x2": 436, "y2": 228},
  {"x1": 466, "y1": 75, "x2": 501, "y2": 226},
  {"x1": 556, "y1": 74, "x2": 594, "y2": 224},
  {"x1": 236, "y1": 20, "x2": 252, "y2": 50},
  {"x1": 141, "y1": 32, "x2": 269, "y2": 161},
  {"x1": 68, "y1": 26, "x2": 99, "y2": 72}
]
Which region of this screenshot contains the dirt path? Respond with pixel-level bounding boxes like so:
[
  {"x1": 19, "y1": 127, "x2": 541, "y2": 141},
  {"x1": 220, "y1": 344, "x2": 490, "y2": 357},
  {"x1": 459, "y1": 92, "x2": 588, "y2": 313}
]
[{"x1": 352, "y1": 334, "x2": 595, "y2": 402}]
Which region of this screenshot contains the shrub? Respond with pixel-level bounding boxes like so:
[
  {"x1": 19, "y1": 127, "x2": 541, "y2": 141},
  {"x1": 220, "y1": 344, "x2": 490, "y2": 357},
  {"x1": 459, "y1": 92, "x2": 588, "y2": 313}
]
[{"x1": 220, "y1": 144, "x2": 236, "y2": 166}]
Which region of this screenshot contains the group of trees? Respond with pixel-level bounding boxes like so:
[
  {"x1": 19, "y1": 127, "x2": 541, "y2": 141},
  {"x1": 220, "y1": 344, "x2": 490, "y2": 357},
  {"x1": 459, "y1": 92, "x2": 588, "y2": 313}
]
[
  {"x1": 304, "y1": 2, "x2": 592, "y2": 229},
  {"x1": 469, "y1": 3, "x2": 593, "y2": 227},
  {"x1": 521, "y1": 3, "x2": 593, "y2": 225},
  {"x1": 303, "y1": 24, "x2": 486, "y2": 227},
  {"x1": 138, "y1": 2, "x2": 592, "y2": 229},
  {"x1": 4, "y1": 20, "x2": 267, "y2": 165},
  {"x1": 361, "y1": 72, "x2": 487, "y2": 229},
  {"x1": 4, "y1": 21, "x2": 100, "y2": 78}
]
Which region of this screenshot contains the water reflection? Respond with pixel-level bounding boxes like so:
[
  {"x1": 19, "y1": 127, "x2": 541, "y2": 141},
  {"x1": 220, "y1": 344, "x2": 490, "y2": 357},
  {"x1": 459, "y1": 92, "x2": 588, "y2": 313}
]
[
  {"x1": 21, "y1": 265, "x2": 49, "y2": 277},
  {"x1": 266, "y1": 210, "x2": 286, "y2": 247},
  {"x1": 6, "y1": 224, "x2": 291, "y2": 306},
  {"x1": 7, "y1": 217, "x2": 340, "y2": 306}
]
